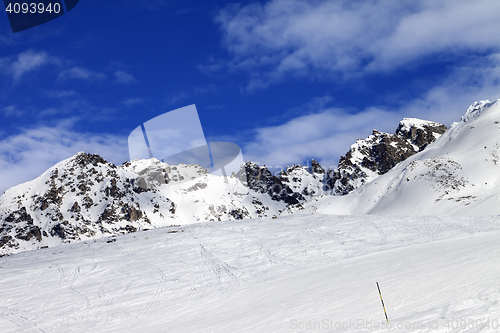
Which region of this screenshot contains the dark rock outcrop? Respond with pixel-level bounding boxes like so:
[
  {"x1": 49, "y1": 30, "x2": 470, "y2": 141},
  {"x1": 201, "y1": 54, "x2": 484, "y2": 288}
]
[
  {"x1": 326, "y1": 119, "x2": 447, "y2": 194},
  {"x1": 238, "y1": 162, "x2": 305, "y2": 205}
]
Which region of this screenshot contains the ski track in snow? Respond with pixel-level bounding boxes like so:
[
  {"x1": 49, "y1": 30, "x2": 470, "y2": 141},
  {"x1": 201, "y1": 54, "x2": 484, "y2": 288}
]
[
  {"x1": 109, "y1": 242, "x2": 168, "y2": 322},
  {"x1": 0, "y1": 306, "x2": 46, "y2": 333},
  {"x1": 68, "y1": 265, "x2": 91, "y2": 309},
  {"x1": 200, "y1": 244, "x2": 240, "y2": 289},
  {"x1": 33, "y1": 264, "x2": 65, "y2": 321},
  {"x1": 0, "y1": 214, "x2": 499, "y2": 332}
]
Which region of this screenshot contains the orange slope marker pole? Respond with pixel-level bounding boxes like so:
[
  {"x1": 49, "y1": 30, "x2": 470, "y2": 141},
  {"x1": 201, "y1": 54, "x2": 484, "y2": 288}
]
[{"x1": 376, "y1": 282, "x2": 389, "y2": 324}]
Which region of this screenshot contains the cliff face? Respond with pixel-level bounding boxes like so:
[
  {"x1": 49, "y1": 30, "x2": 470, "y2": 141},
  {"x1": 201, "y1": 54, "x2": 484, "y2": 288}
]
[{"x1": 325, "y1": 118, "x2": 447, "y2": 195}]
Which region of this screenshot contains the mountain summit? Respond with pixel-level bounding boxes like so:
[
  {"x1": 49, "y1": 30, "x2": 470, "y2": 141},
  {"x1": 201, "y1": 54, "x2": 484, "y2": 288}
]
[{"x1": 325, "y1": 118, "x2": 446, "y2": 195}]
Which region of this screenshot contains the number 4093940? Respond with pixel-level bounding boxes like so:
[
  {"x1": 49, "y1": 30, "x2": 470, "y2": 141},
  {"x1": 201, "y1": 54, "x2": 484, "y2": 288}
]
[{"x1": 5, "y1": 2, "x2": 61, "y2": 14}]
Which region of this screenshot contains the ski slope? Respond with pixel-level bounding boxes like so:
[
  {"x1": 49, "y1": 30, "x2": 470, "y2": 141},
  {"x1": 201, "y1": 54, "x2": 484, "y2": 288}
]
[{"x1": 0, "y1": 214, "x2": 499, "y2": 332}]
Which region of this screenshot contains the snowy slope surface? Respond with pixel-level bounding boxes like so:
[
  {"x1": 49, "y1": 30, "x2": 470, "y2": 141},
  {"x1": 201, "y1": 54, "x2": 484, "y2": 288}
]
[
  {"x1": 304, "y1": 100, "x2": 500, "y2": 216},
  {"x1": 0, "y1": 214, "x2": 499, "y2": 332}
]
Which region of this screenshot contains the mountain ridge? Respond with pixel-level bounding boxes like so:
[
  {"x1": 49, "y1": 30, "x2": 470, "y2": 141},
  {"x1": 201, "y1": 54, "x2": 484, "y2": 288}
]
[{"x1": 9, "y1": 105, "x2": 497, "y2": 256}]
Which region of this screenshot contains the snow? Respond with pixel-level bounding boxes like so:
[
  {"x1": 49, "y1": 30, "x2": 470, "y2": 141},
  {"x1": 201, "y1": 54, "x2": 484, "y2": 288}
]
[
  {"x1": 460, "y1": 100, "x2": 495, "y2": 124},
  {"x1": 0, "y1": 214, "x2": 499, "y2": 332},
  {"x1": 398, "y1": 118, "x2": 443, "y2": 132}
]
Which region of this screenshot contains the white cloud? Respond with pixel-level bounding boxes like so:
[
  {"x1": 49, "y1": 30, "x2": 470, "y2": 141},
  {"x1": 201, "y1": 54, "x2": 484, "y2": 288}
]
[
  {"x1": 369, "y1": 1, "x2": 500, "y2": 71},
  {"x1": 114, "y1": 70, "x2": 137, "y2": 84},
  {"x1": 391, "y1": 53, "x2": 500, "y2": 126},
  {"x1": 43, "y1": 90, "x2": 76, "y2": 98},
  {"x1": 12, "y1": 50, "x2": 50, "y2": 81},
  {"x1": 124, "y1": 0, "x2": 173, "y2": 10},
  {"x1": 59, "y1": 66, "x2": 106, "y2": 81},
  {"x1": 165, "y1": 85, "x2": 217, "y2": 106},
  {"x1": 0, "y1": 50, "x2": 110, "y2": 85},
  {"x1": 165, "y1": 91, "x2": 190, "y2": 106},
  {"x1": 212, "y1": 0, "x2": 500, "y2": 91},
  {"x1": 243, "y1": 106, "x2": 401, "y2": 169},
  {"x1": 0, "y1": 49, "x2": 53, "y2": 82},
  {"x1": 2, "y1": 105, "x2": 23, "y2": 117},
  {"x1": 122, "y1": 97, "x2": 144, "y2": 107},
  {"x1": 0, "y1": 125, "x2": 129, "y2": 195}
]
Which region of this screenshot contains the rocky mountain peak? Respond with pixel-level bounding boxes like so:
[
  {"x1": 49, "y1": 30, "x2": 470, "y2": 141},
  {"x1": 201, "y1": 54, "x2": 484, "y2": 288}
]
[
  {"x1": 71, "y1": 151, "x2": 111, "y2": 168},
  {"x1": 325, "y1": 118, "x2": 447, "y2": 195},
  {"x1": 395, "y1": 118, "x2": 447, "y2": 151},
  {"x1": 310, "y1": 159, "x2": 325, "y2": 174},
  {"x1": 0, "y1": 153, "x2": 176, "y2": 256},
  {"x1": 238, "y1": 162, "x2": 305, "y2": 205}
]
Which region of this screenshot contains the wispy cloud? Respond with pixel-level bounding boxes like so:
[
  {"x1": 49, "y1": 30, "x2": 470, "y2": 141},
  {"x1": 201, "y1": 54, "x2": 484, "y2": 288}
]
[
  {"x1": 0, "y1": 33, "x2": 19, "y2": 46},
  {"x1": 121, "y1": 97, "x2": 145, "y2": 107},
  {"x1": 59, "y1": 66, "x2": 106, "y2": 81},
  {"x1": 243, "y1": 106, "x2": 400, "y2": 169},
  {"x1": 43, "y1": 90, "x2": 76, "y2": 98},
  {"x1": 165, "y1": 91, "x2": 191, "y2": 106},
  {"x1": 2, "y1": 105, "x2": 24, "y2": 117},
  {"x1": 385, "y1": 53, "x2": 500, "y2": 126},
  {"x1": 210, "y1": 0, "x2": 500, "y2": 92},
  {"x1": 0, "y1": 50, "x2": 112, "y2": 87},
  {"x1": 36, "y1": 98, "x2": 119, "y2": 123},
  {"x1": 165, "y1": 85, "x2": 217, "y2": 106},
  {"x1": 128, "y1": 0, "x2": 173, "y2": 10},
  {"x1": 0, "y1": 49, "x2": 55, "y2": 83},
  {"x1": 114, "y1": 70, "x2": 137, "y2": 84},
  {"x1": 12, "y1": 49, "x2": 51, "y2": 81}
]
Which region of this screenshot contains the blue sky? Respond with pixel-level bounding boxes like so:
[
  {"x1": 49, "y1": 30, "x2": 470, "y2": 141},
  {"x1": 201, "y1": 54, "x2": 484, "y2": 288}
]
[{"x1": 1, "y1": 0, "x2": 500, "y2": 193}]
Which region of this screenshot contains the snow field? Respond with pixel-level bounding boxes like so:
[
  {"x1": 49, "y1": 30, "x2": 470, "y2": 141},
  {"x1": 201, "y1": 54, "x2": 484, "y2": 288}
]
[{"x1": 0, "y1": 214, "x2": 499, "y2": 332}]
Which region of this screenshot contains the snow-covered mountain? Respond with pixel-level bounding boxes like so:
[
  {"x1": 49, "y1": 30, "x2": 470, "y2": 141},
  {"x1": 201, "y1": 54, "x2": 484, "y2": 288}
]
[
  {"x1": 0, "y1": 154, "x2": 296, "y2": 256},
  {"x1": 304, "y1": 100, "x2": 500, "y2": 216},
  {"x1": 14, "y1": 100, "x2": 500, "y2": 256}
]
